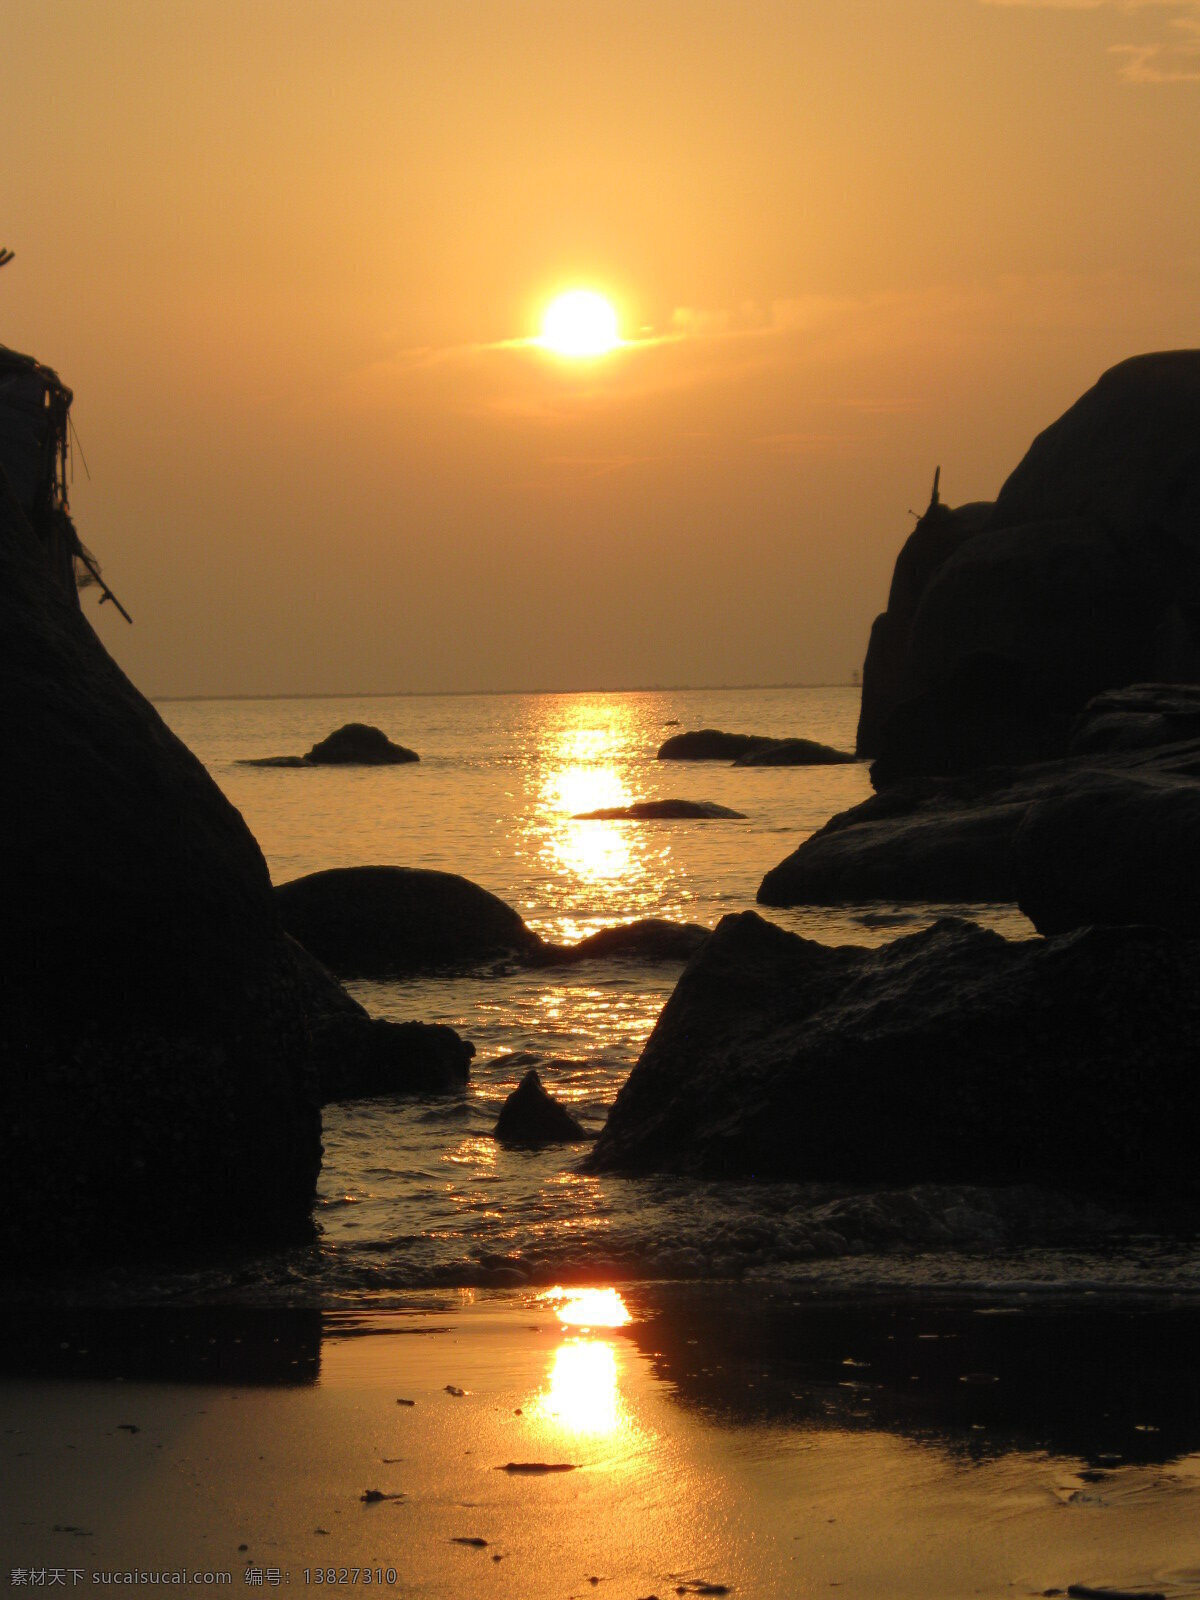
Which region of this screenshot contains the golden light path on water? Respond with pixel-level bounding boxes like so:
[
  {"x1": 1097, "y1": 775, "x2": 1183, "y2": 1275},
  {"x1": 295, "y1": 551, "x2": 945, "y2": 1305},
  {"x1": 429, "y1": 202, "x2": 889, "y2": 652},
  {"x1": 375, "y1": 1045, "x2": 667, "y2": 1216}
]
[{"x1": 535, "y1": 698, "x2": 676, "y2": 937}]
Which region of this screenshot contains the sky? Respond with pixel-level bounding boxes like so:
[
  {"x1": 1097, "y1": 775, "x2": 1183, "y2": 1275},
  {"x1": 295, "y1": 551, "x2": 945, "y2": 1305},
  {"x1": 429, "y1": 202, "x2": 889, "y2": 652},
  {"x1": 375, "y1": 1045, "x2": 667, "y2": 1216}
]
[{"x1": 3, "y1": 0, "x2": 1199, "y2": 697}]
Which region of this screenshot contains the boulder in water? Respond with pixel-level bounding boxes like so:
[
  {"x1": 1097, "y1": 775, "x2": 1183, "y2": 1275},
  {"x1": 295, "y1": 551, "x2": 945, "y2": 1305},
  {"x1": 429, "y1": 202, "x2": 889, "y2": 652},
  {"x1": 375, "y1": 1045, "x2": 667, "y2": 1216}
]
[
  {"x1": 573, "y1": 799, "x2": 746, "y2": 820},
  {"x1": 586, "y1": 911, "x2": 1200, "y2": 1200},
  {"x1": 275, "y1": 866, "x2": 543, "y2": 977},
  {"x1": 494, "y1": 1069, "x2": 588, "y2": 1146},
  {"x1": 240, "y1": 722, "x2": 418, "y2": 767}
]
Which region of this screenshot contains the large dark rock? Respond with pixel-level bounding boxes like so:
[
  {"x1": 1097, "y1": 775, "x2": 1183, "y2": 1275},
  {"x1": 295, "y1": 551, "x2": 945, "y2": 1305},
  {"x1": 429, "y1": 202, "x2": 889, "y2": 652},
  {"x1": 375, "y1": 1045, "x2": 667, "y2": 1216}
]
[
  {"x1": 758, "y1": 722, "x2": 1200, "y2": 908},
  {"x1": 586, "y1": 912, "x2": 1200, "y2": 1200},
  {"x1": 493, "y1": 1068, "x2": 588, "y2": 1146},
  {"x1": 574, "y1": 799, "x2": 746, "y2": 820},
  {"x1": 1014, "y1": 767, "x2": 1200, "y2": 936},
  {"x1": 1067, "y1": 682, "x2": 1200, "y2": 756},
  {"x1": 1, "y1": 468, "x2": 322, "y2": 1262},
  {"x1": 276, "y1": 866, "x2": 543, "y2": 977},
  {"x1": 286, "y1": 938, "x2": 473, "y2": 1102},
  {"x1": 240, "y1": 721, "x2": 419, "y2": 767},
  {"x1": 858, "y1": 353, "x2": 1200, "y2": 783}
]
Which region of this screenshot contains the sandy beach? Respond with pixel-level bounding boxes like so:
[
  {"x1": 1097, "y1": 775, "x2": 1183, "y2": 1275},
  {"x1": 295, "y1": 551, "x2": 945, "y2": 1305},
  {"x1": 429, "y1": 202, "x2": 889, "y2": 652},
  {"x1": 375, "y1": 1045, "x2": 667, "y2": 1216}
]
[{"x1": 3, "y1": 1287, "x2": 1199, "y2": 1599}]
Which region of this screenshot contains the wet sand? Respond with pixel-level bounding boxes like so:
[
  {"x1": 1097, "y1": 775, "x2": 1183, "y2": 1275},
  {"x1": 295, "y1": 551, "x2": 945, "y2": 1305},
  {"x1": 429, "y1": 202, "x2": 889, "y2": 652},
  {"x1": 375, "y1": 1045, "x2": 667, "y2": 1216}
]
[{"x1": 2, "y1": 1289, "x2": 1199, "y2": 1599}]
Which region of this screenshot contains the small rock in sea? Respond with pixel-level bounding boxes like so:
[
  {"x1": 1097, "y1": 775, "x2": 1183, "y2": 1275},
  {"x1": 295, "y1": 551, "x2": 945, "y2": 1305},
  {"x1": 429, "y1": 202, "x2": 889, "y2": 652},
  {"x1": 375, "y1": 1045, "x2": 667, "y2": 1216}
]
[
  {"x1": 117, "y1": 1423, "x2": 140, "y2": 1433},
  {"x1": 360, "y1": 1489, "x2": 403, "y2": 1504},
  {"x1": 395, "y1": 1397, "x2": 415, "y2": 1406},
  {"x1": 238, "y1": 1545, "x2": 249, "y2": 1552},
  {"x1": 451, "y1": 1536, "x2": 488, "y2": 1548},
  {"x1": 315, "y1": 1529, "x2": 331, "y2": 1536},
  {"x1": 52, "y1": 1526, "x2": 91, "y2": 1537},
  {"x1": 493, "y1": 1069, "x2": 588, "y2": 1146},
  {"x1": 1067, "y1": 1588, "x2": 1167, "y2": 1600},
  {"x1": 496, "y1": 1461, "x2": 577, "y2": 1474},
  {"x1": 444, "y1": 1384, "x2": 467, "y2": 1397},
  {"x1": 492, "y1": 1554, "x2": 503, "y2": 1563}
]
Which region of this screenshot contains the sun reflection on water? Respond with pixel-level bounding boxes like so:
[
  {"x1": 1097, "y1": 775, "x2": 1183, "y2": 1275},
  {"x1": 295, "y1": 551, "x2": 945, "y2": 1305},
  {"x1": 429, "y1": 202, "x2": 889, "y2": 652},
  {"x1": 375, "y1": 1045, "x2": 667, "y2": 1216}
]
[{"x1": 541, "y1": 1285, "x2": 633, "y2": 1328}]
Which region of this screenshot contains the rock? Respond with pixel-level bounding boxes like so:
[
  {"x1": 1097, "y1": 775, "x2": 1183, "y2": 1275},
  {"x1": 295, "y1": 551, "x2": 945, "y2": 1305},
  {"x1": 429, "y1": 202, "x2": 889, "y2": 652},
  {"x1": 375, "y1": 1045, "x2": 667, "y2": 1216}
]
[
  {"x1": 758, "y1": 724, "x2": 1200, "y2": 910},
  {"x1": 586, "y1": 912, "x2": 1200, "y2": 1198},
  {"x1": 1068, "y1": 683, "x2": 1200, "y2": 756},
  {"x1": 286, "y1": 937, "x2": 473, "y2": 1102},
  {"x1": 240, "y1": 721, "x2": 418, "y2": 767},
  {"x1": 858, "y1": 354, "x2": 1200, "y2": 782},
  {"x1": 733, "y1": 738, "x2": 855, "y2": 766},
  {"x1": 658, "y1": 729, "x2": 775, "y2": 760},
  {"x1": 493, "y1": 1069, "x2": 588, "y2": 1146},
  {"x1": 1014, "y1": 767, "x2": 1200, "y2": 935},
  {"x1": 1, "y1": 419, "x2": 322, "y2": 1263},
  {"x1": 305, "y1": 723, "x2": 419, "y2": 764},
  {"x1": 856, "y1": 484, "x2": 994, "y2": 757},
  {"x1": 658, "y1": 729, "x2": 852, "y2": 763},
  {"x1": 538, "y1": 919, "x2": 710, "y2": 965},
  {"x1": 275, "y1": 866, "x2": 543, "y2": 976},
  {"x1": 574, "y1": 799, "x2": 747, "y2": 820}
]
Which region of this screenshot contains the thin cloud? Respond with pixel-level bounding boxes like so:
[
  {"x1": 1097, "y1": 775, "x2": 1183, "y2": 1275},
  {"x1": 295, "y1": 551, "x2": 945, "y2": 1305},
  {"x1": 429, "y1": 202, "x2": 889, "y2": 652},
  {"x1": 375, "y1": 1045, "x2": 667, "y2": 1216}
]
[{"x1": 980, "y1": 0, "x2": 1200, "y2": 80}]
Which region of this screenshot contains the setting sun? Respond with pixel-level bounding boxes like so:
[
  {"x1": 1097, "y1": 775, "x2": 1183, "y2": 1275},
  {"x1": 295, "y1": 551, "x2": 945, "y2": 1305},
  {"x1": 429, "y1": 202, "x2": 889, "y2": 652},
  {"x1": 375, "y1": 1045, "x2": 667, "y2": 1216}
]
[{"x1": 539, "y1": 290, "x2": 622, "y2": 357}]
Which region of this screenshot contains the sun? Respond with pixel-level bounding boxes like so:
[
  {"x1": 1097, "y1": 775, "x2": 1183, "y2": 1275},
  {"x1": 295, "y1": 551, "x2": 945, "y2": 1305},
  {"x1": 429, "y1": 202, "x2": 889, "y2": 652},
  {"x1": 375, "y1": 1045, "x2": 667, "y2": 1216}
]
[{"x1": 539, "y1": 290, "x2": 622, "y2": 357}]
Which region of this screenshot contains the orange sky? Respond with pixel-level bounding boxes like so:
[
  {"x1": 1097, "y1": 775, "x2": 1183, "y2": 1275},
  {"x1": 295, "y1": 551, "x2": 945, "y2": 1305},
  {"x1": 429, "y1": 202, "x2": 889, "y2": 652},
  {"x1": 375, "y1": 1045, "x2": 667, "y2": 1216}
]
[{"x1": 4, "y1": 0, "x2": 1199, "y2": 695}]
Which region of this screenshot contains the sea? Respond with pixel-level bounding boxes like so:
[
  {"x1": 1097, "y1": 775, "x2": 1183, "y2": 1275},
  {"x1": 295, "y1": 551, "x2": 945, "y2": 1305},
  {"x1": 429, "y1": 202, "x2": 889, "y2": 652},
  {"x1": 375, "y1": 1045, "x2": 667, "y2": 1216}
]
[{"x1": 91, "y1": 686, "x2": 1200, "y2": 1304}]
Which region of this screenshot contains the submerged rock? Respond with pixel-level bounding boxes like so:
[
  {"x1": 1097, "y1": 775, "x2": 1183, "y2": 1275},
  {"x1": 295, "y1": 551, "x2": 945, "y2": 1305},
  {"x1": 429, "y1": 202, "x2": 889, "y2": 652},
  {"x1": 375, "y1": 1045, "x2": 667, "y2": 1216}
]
[
  {"x1": 493, "y1": 1068, "x2": 588, "y2": 1146},
  {"x1": 2, "y1": 437, "x2": 321, "y2": 1262},
  {"x1": 574, "y1": 799, "x2": 747, "y2": 820},
  {"x1": 241, "y1": 721, "x2": 419, "y2": 767},
  {"x1": 586, "y1": 912, "x2": 1200, "y2": 1199},
  {"x1": 276, "y1": 866, "x2": 543, "y2": 976}
]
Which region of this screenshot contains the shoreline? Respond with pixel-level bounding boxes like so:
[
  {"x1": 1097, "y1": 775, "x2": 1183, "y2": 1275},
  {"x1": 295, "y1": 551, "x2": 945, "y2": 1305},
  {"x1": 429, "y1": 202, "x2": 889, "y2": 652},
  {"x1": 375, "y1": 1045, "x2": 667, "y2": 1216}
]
[{"x1": 3, "y1": 1287, "x2": 1199, "y2": 1598}]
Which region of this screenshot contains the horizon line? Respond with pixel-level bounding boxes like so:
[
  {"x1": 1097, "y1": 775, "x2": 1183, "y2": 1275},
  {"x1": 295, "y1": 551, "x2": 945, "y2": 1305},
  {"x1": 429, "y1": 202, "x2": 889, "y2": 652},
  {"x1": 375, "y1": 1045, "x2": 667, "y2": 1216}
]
[{"x1": 152, "y1": 679, "x2": 862, "y2": 705}]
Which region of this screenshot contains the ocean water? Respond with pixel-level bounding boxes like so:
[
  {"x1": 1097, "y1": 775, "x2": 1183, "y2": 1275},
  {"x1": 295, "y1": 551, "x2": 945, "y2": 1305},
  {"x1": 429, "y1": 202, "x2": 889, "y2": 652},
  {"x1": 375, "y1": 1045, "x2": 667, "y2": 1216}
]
[{"x1": 142, "y1": 685, "x2": 1197, "y2": 1306}]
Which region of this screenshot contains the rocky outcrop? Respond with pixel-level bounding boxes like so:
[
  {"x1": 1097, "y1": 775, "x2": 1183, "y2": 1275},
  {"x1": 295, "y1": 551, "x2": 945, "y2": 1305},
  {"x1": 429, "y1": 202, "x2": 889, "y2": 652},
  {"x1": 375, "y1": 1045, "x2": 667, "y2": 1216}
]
[
  {"x1": 659, "y1": 729, "x2": 853, "y2": 764},
  {"x1": 574, "y1": 799, "x2": 747, "y2": 820},
  {"x1": 858, "y1": 354, "x2": 1200, "y2": 782},
  {"x1": 1066, "y1": 683, "x2": 1200, "y2": 756},
  {"x1": 758, "y1": 719, "x2": 1200, "y2": 909},
  {"x1": 1, "y1": 465, "x2": 322, "y2": 1262},
  {"x1": 241, "y1": 722, "x2": 418, "y2": 767},
  {"x1": 276, "y1": 867, "x2": 543, "y2": 976},
  {"x1": 493, "y1": 1069, "x2": 588, "y2": 1146},
  {"x1": 587, "y1": 912, "x2": 1200, "y2": 1200},
  {"x1": 287, "y1": 938, "x2": 473, "y2": 1102},
  {"x1": 278, "y1": 866, "x2": 709, "y2": 976}
]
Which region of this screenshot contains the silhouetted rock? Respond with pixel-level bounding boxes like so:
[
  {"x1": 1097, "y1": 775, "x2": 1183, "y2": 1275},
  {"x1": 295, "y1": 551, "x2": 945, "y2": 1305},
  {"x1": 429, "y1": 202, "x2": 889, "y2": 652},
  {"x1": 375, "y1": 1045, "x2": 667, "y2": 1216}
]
[
  {"x1": 1, "y1": 453, "x2": 321, "y2": 1263},
  {"x1": 759, "y1": 723, "x2": 1200, "y2": 908},
  {"x1": 856, "y1": 483, "x2": 993, "y2": 757},
  {"x1": 537, "y1": 918, "x2": 710, "y2": 965},
  {"x1": 574, "y1": 799, "x2": 747, "y2": 820},
  {"x1": 587, "y1": 912, "x2": 1200, "y2": 1199},
  {"x1": 241, "y1": 722, "x2": 418, "y2": 767},
  {"x1": 1014, "y1": 766, "x2": 1200, "y2": 936},
  {"x1": 733, "y1": 738, "x2": 855, "y2": 766},
  {"x1": 658, "y1": 729, "x2": 774, "y2": 760},
  {"x1": 1067, "y1": 683, "x2": 1200, "y2": 755},
  {"x1": 493, "y1": 1069, "x2": 588, "y2": 1145},
  {"x1": 306, "y1": 722, "x2": 419, "y2": 764},
  {"x1": 858, "y1": 353, "x2": 1200, "y2": 782},
  {"x1": 286, "y1": 937, "x2": 473, "y2": 1102},
  {"x1": 276, "y1": 866, "x2": 542, "y2": 977}
]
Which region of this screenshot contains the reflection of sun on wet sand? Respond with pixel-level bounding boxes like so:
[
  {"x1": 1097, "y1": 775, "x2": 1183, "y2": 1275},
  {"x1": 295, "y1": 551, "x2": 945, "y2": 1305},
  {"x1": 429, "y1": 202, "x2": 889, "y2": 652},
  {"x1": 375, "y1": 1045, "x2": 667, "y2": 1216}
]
[{"x1": 3, "y1": 1292, "x2": 1198, "y2": 1598}]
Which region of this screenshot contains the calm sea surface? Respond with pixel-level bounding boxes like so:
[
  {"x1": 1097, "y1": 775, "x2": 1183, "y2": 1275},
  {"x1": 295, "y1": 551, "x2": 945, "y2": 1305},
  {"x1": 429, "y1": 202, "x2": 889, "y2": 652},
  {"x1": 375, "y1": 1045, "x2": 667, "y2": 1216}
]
[{"x1": 137, "y1": 686, "x2": 1197, "y2": 1305}]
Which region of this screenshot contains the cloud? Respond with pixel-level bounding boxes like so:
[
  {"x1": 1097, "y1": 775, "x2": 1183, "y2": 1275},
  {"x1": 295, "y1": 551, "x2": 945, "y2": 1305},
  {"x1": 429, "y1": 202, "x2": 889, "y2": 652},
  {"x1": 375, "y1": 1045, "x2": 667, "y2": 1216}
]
[{"x1": 980, "y1": 0, "x2": 1200, "y2": 79}]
